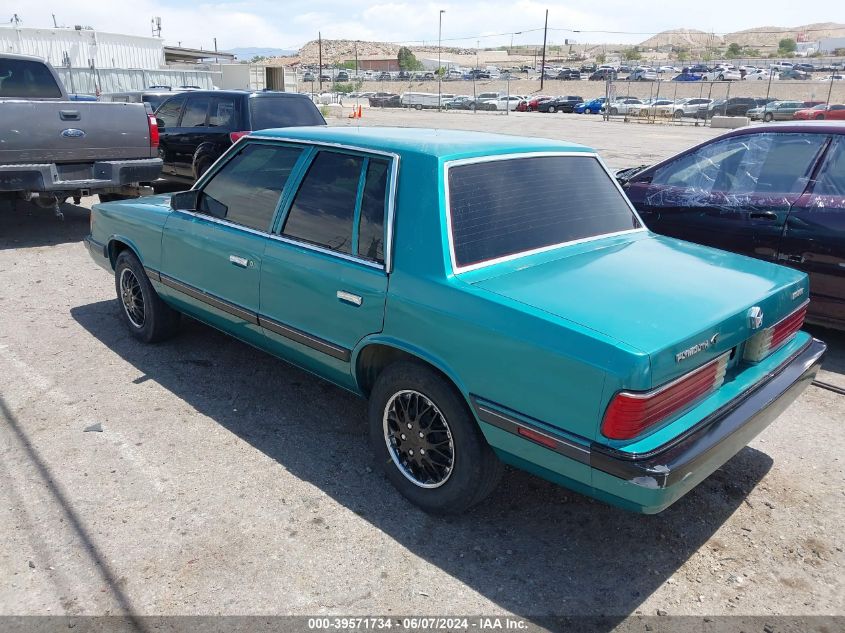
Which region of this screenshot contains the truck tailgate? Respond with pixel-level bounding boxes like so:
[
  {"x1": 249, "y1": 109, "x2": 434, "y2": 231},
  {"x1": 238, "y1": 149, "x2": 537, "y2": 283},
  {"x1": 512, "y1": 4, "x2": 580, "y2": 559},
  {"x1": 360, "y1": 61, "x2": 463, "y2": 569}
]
[{"x1": 0, "y1": 101, "x2": 155, "y2": 164}]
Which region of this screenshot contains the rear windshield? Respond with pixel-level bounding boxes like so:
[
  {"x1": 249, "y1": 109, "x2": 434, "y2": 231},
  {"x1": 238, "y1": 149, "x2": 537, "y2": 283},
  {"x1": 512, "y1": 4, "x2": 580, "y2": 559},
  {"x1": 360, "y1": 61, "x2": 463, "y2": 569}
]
[
  {"x1": 249, "y1": 96, "x2": 326, "y2": 130},
  {"x1": 448, "y1": 155, "x2": 641, "y2": 270},
  {"x1": 0, "y1": 58, "x2": 63, "y2": 98}
]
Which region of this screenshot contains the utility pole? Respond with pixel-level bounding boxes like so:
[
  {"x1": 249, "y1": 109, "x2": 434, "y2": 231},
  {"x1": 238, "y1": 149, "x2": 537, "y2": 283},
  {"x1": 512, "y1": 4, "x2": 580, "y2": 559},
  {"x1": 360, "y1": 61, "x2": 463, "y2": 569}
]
[
  {"x1": 52, "y1": 14, "x2": 58, "y2": 28},
  {"x1": 438, "y1": 9, "x2": 445, "y2": 112},
  {"x1": 318, "y1": 32, "x2": 323, "y2": 93},
  {"x1": 354, "y1": 41, "x2": 358, "y2": 75},
  {"x1": 540, "y1": 9, "x2": 548, "y2": 90}
]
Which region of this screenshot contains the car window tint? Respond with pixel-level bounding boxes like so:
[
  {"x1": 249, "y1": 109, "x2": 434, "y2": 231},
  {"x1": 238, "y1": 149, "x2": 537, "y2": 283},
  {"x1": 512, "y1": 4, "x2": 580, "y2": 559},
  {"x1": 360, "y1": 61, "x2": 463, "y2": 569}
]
[
  {"x1": 358, "y1": 159, "x2": 389, "y2": 262},
  {"x1": 209, "y1": 96, "x2": 236, "y2": 128},
  {"x1": 143, "y1": 94, "x2": 168, "y2": 111},
  {"x1": 449, "y1": 156, "x2": 641, "y2": 269},
  {"x1": 249, "y1": 96, "x2": 326, "y2": 129},
  {"x1": 155, "y1": 95, "x2": 185, "y2": 126},
  {"x1": 814, "y1": 138, "x2": 845, "y2": 197},
  {"x1": 652, "y1": 133, "x2": 825, "y2": 195},
  {"x1": 0, "y1": 58, "x2": 63, "y2": 98},
  {"x1": 283, "y1": 151, "x2": 363, "y2": 254},
  {"x1": 181, "y1": 95, "x2": 210, "y2": 127},
  {"x1": 199, "y1": 143, "x2": 302, "y2": 231}
]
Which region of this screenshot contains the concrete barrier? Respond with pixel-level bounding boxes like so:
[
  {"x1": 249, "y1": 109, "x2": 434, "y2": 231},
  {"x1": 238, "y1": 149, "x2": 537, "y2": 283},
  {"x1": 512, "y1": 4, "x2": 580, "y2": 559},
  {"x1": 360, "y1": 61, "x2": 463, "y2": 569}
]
[{"x1": 710, "y1": 116, "x2": 750, "y2": 129}]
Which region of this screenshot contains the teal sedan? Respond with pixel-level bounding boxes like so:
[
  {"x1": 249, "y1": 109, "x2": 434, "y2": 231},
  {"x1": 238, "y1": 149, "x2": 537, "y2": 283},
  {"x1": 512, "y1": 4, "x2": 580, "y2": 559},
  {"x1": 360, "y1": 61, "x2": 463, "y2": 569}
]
[{"x1": 85, "y1": 127, "x2": 826, "y2": 514}]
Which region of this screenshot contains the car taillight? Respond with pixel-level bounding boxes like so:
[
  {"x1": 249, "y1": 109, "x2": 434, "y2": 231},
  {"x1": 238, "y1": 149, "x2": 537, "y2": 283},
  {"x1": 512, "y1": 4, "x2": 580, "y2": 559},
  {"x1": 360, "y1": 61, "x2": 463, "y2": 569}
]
[
  {"x1": 601, "y1": 353, "x2": 730, "y2": 440},
  {"x1": 148, "y1": 114, "x2": 159, "y2": 148},
  {"x1": 229, "y1": 131, "x2": 250, "y2": 143},
  {"x1": 743, "y1": 302, "x2": 808, "y2": 363}
]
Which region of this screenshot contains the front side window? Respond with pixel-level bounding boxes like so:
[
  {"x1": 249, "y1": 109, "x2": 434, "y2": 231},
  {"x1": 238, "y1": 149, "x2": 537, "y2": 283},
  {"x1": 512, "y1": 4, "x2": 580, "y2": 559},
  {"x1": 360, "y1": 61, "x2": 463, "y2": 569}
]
[
  {"x1": 651, "y1": 133, "x2": 826, "y2": 196},
  {"x1": 180, "y1": 95, "x2": 210, "y2": 127},
  {"x1": 448, "y1": 155, "x2": 641, "y2": 269},
  {"x1": 209, "y1": 96, "x2": 237, "y2": 128},
  {"x1": 155, "y1": 95, "x2": 185, "y2": 126},
  {"x1": 283, "y1": 151, "x2": 363, "y2": 254},
  {"x1": 198, "y1": 143, "x2": 302, "y2": 231}
]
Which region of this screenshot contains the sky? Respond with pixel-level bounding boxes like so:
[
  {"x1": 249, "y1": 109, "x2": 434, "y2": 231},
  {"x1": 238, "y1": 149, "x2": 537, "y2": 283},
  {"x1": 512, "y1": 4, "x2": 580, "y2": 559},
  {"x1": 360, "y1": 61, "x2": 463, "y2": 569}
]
[{"x1": 2, "y1": 1, "x2": 841, "y2": 51}]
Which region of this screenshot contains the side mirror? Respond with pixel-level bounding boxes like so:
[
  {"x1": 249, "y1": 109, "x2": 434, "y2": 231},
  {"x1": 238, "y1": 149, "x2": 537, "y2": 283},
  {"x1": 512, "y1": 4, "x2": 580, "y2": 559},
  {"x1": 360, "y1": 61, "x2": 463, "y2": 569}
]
[{"x1": 170, "y1": 190, "x2": 199, "y2": 211}]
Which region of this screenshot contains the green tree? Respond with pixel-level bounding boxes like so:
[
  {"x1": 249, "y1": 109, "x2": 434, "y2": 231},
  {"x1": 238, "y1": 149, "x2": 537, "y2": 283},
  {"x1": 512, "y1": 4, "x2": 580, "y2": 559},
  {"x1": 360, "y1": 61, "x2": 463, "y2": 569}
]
[
  {"x1": 595, "y1": 52, "x2": 606, "y2": 64},
  {"x1": 397, "y1": 47, "x2": 423, "y2": 71},
  {"x1": 676, "y1": 50, "x2": 689, "y2": 62},
  {"x1": 726, "y1": 43, "x2": 742, "y2": 58},
  {"x1": 622, "y1": 47, "x2": 641, "y2": 61},
  {"x1": 778, "y1": 38, "x2": 797, "y2": 53}
]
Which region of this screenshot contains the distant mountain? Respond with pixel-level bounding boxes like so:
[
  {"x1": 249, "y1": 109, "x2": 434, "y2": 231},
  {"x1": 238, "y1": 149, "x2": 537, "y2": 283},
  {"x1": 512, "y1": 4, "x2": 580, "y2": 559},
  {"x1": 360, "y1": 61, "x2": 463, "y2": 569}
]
[
  {"x1": 639, "y1": 29, "x2": 723, "y2": 50},
  {"x1": 724, "y1": 22, "x2": 845, "y2": 47},
  {"x1": 227, "y1": 47, "x2": 296, "y2": 60}
]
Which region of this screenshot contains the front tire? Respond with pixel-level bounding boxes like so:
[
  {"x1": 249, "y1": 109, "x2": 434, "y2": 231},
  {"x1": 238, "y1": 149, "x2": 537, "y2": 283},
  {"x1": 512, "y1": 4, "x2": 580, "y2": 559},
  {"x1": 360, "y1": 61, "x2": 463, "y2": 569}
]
[
  {"x1": 610, "y1": 107, "x2": 619, "y2": 115},
  {"x1": 764, "y1": 112, "x2": 774, "y2": 122},
  {"x1": 114, "y1": 251, "x2": 180, "y2": 343},
  {"x1": 547, "y1": 105, "x2": 556, "y2": 113},
  {"x1": 368, "y1": 362, "x2": 504, "y2": 514}
]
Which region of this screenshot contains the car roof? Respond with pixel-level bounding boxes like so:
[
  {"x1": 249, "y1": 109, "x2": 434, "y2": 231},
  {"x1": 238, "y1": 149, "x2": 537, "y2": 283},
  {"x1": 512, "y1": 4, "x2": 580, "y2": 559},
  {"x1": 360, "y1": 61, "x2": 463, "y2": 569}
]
[
  {"x1": 252, "y1": 127, "x2": 593, "y2": 160},
  {"x1": 727, "y1": 120, "x2": 845, "y2": 135}
]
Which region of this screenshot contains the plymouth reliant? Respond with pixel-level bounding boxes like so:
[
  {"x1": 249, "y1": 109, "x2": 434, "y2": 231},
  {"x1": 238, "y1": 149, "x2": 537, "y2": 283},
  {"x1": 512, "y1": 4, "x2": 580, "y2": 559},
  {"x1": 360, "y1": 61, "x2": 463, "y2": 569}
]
[{"x1": 85, "y1": 127, "x2": 826, "y2": 514}]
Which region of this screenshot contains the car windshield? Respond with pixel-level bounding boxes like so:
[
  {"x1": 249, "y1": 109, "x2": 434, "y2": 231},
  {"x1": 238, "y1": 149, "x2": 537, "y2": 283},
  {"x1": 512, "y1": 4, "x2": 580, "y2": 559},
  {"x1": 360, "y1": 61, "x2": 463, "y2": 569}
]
[
  {"x1": 249, "y1": 96, "x2": 326, "y2": 130},
  {"x1": 447, "y1": 155, "x2": 641, "y2": 270}
]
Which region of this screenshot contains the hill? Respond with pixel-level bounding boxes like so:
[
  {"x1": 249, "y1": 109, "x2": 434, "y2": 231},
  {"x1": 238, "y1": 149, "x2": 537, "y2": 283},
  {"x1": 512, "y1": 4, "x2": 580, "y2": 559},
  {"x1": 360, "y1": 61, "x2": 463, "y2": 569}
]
[
  {"x1": 639, "y1": 29, "x2": 723, "y2": 50},
  {"x1": 723, "y1": 22, "x2": 845, "y2": 47}
]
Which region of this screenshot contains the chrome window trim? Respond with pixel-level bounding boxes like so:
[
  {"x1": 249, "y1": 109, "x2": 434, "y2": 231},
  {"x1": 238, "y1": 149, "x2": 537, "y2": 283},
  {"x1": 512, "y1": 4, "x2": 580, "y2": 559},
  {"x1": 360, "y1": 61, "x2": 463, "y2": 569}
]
[
  {"x1": 266, "y1": 233, "x2": 384, "y2": 269},
  {"x1": 442, "y1": 151, "x2": 647, "y2": 275},
  {"x1": 172, "y1": 208, "x2": 270, "y2": 238},
  {"x1": 247, "y1": 134, "x2": 400, "y2": 273}
]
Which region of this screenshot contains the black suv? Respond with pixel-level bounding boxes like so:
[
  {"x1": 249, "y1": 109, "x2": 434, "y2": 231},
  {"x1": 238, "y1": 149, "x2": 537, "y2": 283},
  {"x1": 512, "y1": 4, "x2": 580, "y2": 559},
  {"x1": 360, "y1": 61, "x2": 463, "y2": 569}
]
[
  {"x1": 154, "y1": 90, "x2": 325, "y2": 184},
  {"x1": 702, "y1": 97, "x2": 767, "y2": 118}
]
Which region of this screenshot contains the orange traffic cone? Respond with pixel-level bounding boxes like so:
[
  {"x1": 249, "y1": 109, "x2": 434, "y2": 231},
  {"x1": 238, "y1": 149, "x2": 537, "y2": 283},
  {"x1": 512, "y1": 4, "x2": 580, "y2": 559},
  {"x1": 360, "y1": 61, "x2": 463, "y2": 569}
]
[{"x1": 358, "y1": 104, "x2": 363, "y2": 118}]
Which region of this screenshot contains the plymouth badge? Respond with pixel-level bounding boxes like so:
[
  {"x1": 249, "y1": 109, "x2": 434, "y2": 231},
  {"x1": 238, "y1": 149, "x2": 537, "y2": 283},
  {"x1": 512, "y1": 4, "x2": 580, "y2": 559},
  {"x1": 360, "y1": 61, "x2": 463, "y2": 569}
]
[
  {"x1": 676, "y1": 334, "x2": 719, "y2": 363},
  {"x1": 747, "y1": 306, "x2": 764, "y2": 330}
]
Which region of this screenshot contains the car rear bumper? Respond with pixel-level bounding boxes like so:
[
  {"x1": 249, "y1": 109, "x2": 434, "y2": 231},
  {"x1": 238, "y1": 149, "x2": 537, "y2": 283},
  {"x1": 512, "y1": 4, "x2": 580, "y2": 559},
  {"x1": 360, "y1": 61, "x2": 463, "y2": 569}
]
[
  {"x1": 0, "y1": 158, "x2": 163, "y2": 193},
  {"x1": 475, "y1": 336, "x2": 826, "y2": 513}
]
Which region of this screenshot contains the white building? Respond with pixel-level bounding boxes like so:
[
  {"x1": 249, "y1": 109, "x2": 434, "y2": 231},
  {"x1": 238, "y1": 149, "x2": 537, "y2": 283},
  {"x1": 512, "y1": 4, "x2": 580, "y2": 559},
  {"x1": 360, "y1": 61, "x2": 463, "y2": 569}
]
[
  {"x1": 0, "y1": 26, "x2": 164, "y2": 69},
  {"x1": 818, "y1": 37, "x2": 845, "y2": 54}
]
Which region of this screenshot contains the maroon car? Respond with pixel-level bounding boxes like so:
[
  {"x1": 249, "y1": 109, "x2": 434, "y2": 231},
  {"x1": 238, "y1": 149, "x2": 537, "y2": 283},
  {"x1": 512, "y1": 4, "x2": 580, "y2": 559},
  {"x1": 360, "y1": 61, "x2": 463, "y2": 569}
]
[{"x1": 619, "y1": 121, "x2": 845, "y2": 330}]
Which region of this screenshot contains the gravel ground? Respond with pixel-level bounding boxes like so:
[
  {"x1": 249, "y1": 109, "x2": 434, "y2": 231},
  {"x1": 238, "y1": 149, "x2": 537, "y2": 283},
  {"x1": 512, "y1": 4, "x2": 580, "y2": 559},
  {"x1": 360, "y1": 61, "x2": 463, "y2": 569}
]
[{"x1": 0, "y1": 113, "x2": 843, "y2": 627}]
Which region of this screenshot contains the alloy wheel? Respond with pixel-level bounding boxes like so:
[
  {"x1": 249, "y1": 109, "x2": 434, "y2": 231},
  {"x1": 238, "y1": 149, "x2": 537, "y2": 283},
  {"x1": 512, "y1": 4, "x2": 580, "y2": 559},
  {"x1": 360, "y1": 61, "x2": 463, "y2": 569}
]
[
  {"x1": 383, "y1": 390, "x2": 455, "y2": 489},
  {"x1": 119, "y1": 267, "x2": 145, "y2": 328}
]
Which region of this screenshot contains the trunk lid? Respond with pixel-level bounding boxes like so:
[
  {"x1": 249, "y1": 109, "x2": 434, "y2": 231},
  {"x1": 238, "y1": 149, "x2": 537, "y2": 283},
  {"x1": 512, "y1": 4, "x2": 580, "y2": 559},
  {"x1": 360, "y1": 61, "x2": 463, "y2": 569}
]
[
  {"x1": 471, "y1": 233, "x2": 808, "y2": 388},
  {"x1": 0, "y1": 101, "x2": 155, "y2": 164}
]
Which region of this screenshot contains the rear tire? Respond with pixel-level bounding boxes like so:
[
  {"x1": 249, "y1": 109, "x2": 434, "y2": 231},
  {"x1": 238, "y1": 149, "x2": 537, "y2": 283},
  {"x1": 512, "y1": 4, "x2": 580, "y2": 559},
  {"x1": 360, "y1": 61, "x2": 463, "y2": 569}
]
[
  {"x1": 547, "y1": 105, "x2": 556, "y2": 113},
  {"x1": 673, "y1": 109, "x2": 683, "y2": 120},
  {"x1": 763, "y1": 113, "x2": 774, "y2": 122},
  {"x1": 194, "y1": 157, "x2": 214, "y2": 181},
  {"x1": 610, "y1": 107, "x2": 619, "y2": 116},
  {"x1": 114, "y1": 251, "x2": 180, "y2": 344},
  {"x1": 368, "y1": 361, "x2": 504, "y2": 514},
  {"x1": 415, "y1": 104, "x2": 423, "y2": 111}
]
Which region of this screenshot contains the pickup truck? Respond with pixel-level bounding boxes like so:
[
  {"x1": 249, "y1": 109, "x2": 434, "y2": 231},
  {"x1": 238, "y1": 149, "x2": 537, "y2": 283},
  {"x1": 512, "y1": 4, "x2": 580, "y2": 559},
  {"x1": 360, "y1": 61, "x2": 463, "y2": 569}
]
[{"x1": 0, "y1": 53, "x2": 162, "y2": 214}]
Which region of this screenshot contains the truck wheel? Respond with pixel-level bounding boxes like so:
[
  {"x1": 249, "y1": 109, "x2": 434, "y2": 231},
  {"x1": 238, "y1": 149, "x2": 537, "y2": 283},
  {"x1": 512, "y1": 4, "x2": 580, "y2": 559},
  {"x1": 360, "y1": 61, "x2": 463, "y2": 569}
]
[
  {"x1": 415, "y1": 104, "x2": 423, "y2": 111},
  {"x1": 369, "y1": 361, "x2": 504, "y2": 514},
  {"x1": 114, "y1": 251, "x2": 180, "y2": 344}
]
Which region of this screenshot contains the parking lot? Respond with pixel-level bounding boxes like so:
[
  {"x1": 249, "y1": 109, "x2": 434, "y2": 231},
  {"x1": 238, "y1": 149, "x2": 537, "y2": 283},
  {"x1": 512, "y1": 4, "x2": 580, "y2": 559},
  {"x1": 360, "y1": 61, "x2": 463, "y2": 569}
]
[{"x1": 1, "y1": 112, "x2": 843, "y2": 627}]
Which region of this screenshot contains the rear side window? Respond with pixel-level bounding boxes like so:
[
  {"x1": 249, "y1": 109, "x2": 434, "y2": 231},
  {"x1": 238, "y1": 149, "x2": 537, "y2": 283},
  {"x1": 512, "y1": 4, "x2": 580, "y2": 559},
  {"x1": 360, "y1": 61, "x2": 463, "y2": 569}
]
[
  {"x1": 448, "y1": 156, "x2": 641, "y2": 270},
  {"x1": 155, "y1": 95, "x2": 185, "y2": 126},
  {"x1": 142, "y1": 94, "x2": 169, "y2": 111},
  {"x1": 0, "y1": 58, "x2": 62, "y2": 98},
  {"x1": 199, "y1": 143, "x2": 302, "y2": 231},
  {"x1": 209, "y1": 96, "x2": 237, "y2": 128},
  {"x1": 358, "y1": 159, "x2": 389, "y2": 263},
  {"x1": 249, "y1": 96, "x2": 326, "y2": 130},
  {"x1": 813, "y1": 137, "x2": 845, "y2": 197},
  {"x1": 283, "y1": 151, "x2": 363, "y2": 253},
  {"x1": 181, "y1": 95, "x2": 210, "y2": 127}
]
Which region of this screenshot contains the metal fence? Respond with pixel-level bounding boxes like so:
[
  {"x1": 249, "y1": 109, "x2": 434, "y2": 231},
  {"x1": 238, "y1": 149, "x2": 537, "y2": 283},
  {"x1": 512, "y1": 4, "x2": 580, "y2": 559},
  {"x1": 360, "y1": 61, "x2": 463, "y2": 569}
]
[{"x1": 54, "y1": 67, "x2": 221, "y2": 95}]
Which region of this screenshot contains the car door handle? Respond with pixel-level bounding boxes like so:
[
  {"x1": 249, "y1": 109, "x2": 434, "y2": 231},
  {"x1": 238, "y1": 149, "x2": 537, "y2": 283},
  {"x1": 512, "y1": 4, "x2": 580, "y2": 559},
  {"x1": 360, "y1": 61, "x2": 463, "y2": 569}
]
[
  {"x1": 228, "y1": 254, "x2": 251, "y2": 268},
  {"x1": 336, "y1": 290, "x2": 363, "y2": 306},
  {"x1": 59, "y1": 110, "x2": 80, "y2": 121},
  {"x1": 749, "y1": 211, "x2": 778, "y2": 220},
  {"x1": 779, "y1": 254, "x2": 805, "y2": 264}
]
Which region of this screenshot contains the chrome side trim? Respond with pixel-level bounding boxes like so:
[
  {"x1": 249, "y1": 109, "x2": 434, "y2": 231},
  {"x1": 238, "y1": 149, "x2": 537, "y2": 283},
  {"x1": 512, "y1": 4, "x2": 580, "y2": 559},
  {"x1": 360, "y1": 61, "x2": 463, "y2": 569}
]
[
  {"x1": 159, "y1": 273, "x2": 258, "y2": 325},
  {"x1": 266, "y1": 234, "x2": 384, "y2": 269},
  {"x1": 442, "y1": 152, "x2": 647, "y2": 275},
  {"x1": 257, "y1": 315, "x2": 350, "y2": 362},
  {"x1": 470, "y1": 396, "x2": 591, "y2": 465},
  {"x1": 144, "y1": 267, "x2": 161, "y2": 282}
]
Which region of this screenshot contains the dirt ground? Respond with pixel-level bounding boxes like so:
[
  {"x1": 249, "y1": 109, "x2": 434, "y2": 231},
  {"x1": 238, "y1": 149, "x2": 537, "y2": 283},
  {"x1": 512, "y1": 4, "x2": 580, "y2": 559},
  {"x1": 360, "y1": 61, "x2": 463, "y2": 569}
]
[{"x1": 0, "y1": 113, "x2": 842, "y2": 629}]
